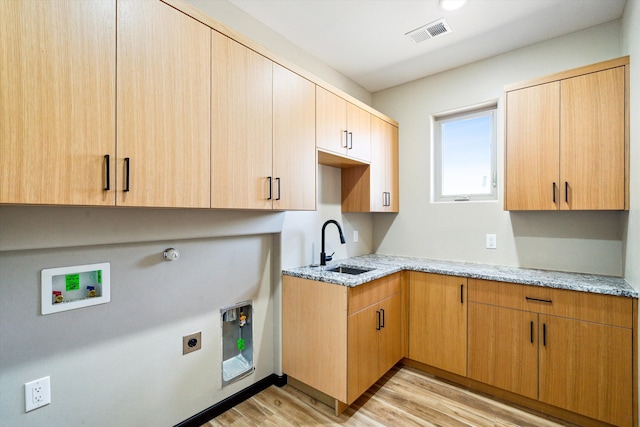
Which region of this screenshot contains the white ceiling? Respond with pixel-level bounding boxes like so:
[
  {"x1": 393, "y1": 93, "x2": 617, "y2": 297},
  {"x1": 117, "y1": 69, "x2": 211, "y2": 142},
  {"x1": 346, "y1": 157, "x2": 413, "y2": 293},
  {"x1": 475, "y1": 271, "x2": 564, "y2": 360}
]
[{"x1": 227, "y1": 0, "x2": 627, "y2": 92}]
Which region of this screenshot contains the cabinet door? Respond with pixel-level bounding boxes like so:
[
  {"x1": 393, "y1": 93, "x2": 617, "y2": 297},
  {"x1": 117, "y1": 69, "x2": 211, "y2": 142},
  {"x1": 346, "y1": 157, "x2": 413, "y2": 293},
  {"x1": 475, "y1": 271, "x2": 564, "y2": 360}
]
[
  {"x1": 347, "y1": 304, "x2": 380, "y2": 404},
  {"x1": 211, "y1": 31, "x2": 273, "y2": 209},
  {"x1": 282, "y1": 276, "x2": 349, "y2": 403},
  {"x1": 378, "y1": 293, "x2": 403, "y2": 377},
  {"x1": 409, "y1": 273, "x2": 467, "y2": 376},
  {"x1": 539, "y1": 315, "x2": 632, "y2": 427},
  {"x1": 505, "y1": 82, "x2": 560, "y2": 210},
  {"x1": 346, "y1": 103, "x2": 371, "y2": 162},
  {"x1": 370, "y1": 117, "x2": 399, "y2": 212},
  {"x1": 468, "y1": 303, "x2": 538, "y2": 399},
  {"x1": 560, "y1": 67, "x2": 625, "y2": 210},
  {"x1": 316, "y1": 86, "x2": 347, "y2": 155},
  {"x1": 117, "y1": 0, "x2": 210, "y2": 208},
  {"x1": 273, "y1": 65, "x2": 316, "y2": 210},
  {"x1": 0, "y1": 0, "x2": 116, "y2": 206}
]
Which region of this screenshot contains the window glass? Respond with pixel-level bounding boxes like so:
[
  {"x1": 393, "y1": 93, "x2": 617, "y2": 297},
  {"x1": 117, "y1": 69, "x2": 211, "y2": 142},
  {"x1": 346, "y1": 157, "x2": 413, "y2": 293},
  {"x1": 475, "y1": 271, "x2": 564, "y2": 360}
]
[{"x1": 433, "y1": 105, "x2": 497, "y2": 202}]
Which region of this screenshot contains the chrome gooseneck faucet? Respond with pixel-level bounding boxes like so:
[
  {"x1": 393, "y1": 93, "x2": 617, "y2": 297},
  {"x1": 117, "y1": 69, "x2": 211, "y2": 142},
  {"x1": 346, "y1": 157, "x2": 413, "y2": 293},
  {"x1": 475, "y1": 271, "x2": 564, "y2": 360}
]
[{"x1": 320, "y1": 219, "x2": 346, "y2": 266}]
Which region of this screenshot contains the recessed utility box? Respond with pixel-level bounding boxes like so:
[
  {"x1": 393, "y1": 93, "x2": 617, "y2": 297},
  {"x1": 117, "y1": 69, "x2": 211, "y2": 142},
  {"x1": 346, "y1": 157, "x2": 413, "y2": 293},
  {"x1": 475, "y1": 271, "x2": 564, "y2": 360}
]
[
  {"x1": 41, "y1": 263, "x2": 110, "y2": 315},
  {"x1": 221, "y1": 301, "x2": 254, "y2": 386}
]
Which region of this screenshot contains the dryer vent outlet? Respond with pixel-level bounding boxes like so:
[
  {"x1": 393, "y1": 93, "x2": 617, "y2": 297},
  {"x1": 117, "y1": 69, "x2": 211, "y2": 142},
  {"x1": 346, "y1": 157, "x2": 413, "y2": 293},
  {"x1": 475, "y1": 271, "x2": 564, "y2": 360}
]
[{"x1": 183, "y1": 331, "x2": 202, "y2": 355}]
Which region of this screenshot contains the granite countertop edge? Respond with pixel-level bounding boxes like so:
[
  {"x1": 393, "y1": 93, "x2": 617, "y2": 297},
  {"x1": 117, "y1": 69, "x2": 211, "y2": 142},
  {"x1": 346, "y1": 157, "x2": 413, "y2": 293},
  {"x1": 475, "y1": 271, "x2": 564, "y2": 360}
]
[{"x1": 281, "y1": 254, "x2": 638, "y2": 299}]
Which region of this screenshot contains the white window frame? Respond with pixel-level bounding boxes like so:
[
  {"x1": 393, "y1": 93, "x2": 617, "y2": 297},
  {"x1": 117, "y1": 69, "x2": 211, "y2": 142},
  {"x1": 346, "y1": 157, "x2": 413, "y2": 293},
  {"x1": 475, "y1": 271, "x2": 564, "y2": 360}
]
[{"x1": 432, "y1": 103, "x2": 498, "y2": 203}]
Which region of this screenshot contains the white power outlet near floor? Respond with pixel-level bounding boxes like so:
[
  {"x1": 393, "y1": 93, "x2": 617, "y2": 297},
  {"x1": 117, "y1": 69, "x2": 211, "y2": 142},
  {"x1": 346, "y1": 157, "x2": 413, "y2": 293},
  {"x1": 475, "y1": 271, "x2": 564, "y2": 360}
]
[{"x1": 25, "y1": 376, "x2": 51, "y2": 412}]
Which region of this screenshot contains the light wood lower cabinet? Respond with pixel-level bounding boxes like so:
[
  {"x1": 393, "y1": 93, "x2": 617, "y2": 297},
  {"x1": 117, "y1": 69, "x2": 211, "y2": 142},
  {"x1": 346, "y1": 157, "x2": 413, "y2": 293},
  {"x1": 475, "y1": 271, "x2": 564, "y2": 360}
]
[
  {"x1": 539, "y1": 314, "x2": 632, "y2": 426},
  {"x1": 409, "y1": 273, "x2": 467, "y2": 376},
  {"x1": 348, "y1": 290, "x2": 402, "y2": 403},
  {"x1": 468, "y1": 303, "x2": 538, "y2": 399},
  {"x1": 467, "y1": 278, "x2": 634, "y2": 427},
  {"x1": 282, "y1": 273, "x2": 403, "y2": 410}
]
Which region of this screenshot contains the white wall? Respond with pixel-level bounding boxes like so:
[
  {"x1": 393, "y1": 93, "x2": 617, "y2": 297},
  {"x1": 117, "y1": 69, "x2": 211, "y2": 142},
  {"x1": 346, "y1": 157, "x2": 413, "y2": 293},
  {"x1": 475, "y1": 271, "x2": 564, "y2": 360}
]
[
  {"x1": 0, "y1": 232, "x2": 275, "y2": 426},
  {"x1": 372, "y1": 20, "x2": 626, "y2": 276}
]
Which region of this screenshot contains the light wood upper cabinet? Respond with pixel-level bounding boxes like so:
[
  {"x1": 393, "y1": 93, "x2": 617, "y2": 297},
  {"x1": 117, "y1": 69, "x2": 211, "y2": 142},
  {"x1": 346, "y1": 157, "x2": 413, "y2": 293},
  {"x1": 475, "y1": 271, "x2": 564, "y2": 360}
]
[
  {"x1": 505, "y1": 57, "x2": 628, "y2": 211},
  {"x1": 117, "y1": 0, "x2": 210, "y2": 208},
  {"x1": 341, "y1": 117, "x2": 399, "y2": 212},
  {"x1": 409, "y1": 273, "x2": 467, "y2": 376},
  {"x1": 560, "y1": 67, "x2": 626, "y2": 210},
  {"x1": 211, "y1": 34, "x2": 315, "y2": 210},
  {"x1": 272, "y1": 64, "x2": 316, "y2": 211},
  {"x1": 211, "y1": 31, "x2": 272, "y2": 209},
  {"x1": 505, "y1": 82, "x2": 560, "y2": 210},
  {"x1": 0, "y1": 0, "x2": 116, "y2": 206},
  {"x1": 346, "y1": 103, "x2": 372, "y2": 162},
  {"x1": 370, "y1": 116, "x2": 399, "y2": 212},
  {"x1": 316, "y1": 86, "x2": 371, "y2": 162}
]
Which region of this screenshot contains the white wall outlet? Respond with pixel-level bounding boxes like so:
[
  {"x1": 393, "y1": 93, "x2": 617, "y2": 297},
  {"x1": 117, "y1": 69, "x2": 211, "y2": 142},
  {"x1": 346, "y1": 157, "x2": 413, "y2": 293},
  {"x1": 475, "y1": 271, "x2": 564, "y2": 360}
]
[
  {"x1": 486, "y1": 234, "x2": 497, "y2": 249},
  {"x1": 353, "y1": 230, "x2": 359, "y2": 243},
  {"x1": 25, "y1": 376, "x2": 51, "y2": 412}
]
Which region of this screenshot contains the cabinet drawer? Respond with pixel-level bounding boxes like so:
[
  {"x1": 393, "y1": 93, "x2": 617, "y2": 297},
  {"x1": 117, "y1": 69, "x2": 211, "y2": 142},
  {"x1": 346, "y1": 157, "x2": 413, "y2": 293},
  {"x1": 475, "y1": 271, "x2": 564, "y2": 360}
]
[
  {"x1": 348, "y1": 273, "x2": 400, "y2": 315},
  {"x1": 468, "y1": 279, "x2": 632, "y2": 328}
]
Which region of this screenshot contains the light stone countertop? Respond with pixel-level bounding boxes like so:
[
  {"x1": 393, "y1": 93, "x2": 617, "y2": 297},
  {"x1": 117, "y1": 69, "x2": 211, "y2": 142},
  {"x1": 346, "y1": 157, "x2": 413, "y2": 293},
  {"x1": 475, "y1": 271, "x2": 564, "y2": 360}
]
[{"x1": 282, "y1": 254, "x2": 638, "y2": 298}]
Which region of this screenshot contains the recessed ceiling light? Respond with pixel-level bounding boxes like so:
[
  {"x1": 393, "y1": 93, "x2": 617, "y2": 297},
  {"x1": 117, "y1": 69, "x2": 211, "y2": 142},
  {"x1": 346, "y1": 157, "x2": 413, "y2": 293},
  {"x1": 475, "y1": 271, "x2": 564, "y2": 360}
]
[{"x1": 439, "y1": 0, "x2": 468, "y2": 11}]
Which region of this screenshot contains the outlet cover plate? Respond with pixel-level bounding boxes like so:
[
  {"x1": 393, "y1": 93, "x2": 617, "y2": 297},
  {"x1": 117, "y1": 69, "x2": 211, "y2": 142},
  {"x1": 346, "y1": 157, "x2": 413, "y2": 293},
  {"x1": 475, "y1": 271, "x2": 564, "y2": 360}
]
[
  {"x1": 183, "y1": 331, "x2": 202, "y2": 355},
  {"x1": 486, "y1": 234, "x2": 497, "y2": 249},
  {"x1": 25, "y1": 376, "x2": 51, "y2": 412}
]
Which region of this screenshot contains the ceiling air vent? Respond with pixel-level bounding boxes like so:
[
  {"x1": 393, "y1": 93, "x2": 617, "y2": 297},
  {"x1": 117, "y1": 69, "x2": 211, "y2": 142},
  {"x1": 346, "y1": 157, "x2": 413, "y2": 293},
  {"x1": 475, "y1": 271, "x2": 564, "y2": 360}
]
[{"x1": 405, "y1": 18, "x2": 452, "y2": 43}]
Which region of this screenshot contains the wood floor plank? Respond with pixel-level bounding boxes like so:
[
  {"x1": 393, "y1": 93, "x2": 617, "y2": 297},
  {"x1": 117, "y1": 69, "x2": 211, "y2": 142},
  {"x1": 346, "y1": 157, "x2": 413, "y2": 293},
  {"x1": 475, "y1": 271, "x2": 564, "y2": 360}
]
[{"x1": 202, "y1": 366, "x2": 578, "y2": 427}]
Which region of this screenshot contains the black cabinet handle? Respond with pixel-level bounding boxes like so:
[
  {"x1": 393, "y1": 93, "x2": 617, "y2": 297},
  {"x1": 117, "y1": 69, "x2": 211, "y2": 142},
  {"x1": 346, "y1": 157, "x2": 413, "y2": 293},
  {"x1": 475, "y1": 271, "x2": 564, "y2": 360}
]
[
  {"x1": 124, "y1": 157, "x2": 130, "y2": 192},
  {"x1": 525, "y1": 296, "x2": 553, "y2": 304},
  {"x1": 267, "y1": 176, "x2": 272, "y2": 200},
  {"x1": 348, "y1": 132, "x2": 353, "y2": 149},
  {"x1": 343, "y1": 130, "x2": 348, "y2": 148},
  {"x1": 380, "y1": 308, "x2": 385, "y2": 328},
  {"x1": 104, "y1": 155, "x2": 110, "y2": 191},
  {"x1": 565, "y1": 181, "x2": 568, "y2": 203},
  {"x1": 552, "y1": 182, "x2": 556, "y2": 203},
  {"x1": 530, "y1": 321, "x2": 534, "y2": 343},
  {"x1": 276, "y1": 177, "x2": 281, "y2": 201},
  {"x1": 460, "y1": 284, "x2": 464, "y2": 304},
  {"x1": 543, "y1": 323, "x2": 547, "y2": 346},
  {"x1": 376, "y1": 310, "x2": 381, "y2": 331}
]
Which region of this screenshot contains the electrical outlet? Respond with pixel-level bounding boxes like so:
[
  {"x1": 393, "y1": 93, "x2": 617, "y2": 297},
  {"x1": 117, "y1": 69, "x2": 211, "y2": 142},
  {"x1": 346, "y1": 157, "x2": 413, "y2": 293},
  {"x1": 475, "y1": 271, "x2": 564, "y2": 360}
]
[
  {"x1": 25, "y1": 376, "x2": 51, "y2": 412},
  {"x1": 183, "y1": 331, "x2": 202, "y2": 355},
  {"x1": 486, "y1": 234, "x2": 497, "y2": 249}
]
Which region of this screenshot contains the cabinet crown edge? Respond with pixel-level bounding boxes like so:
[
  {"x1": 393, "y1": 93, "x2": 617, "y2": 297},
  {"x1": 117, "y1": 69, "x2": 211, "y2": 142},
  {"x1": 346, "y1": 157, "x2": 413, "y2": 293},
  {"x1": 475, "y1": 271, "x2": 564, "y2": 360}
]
[
  {"x1": 161, "y1": 0, "x2": 398, "y2": 127},
  {"x1": 504, "y1": 55, "x2": 629, "y2": 92}
]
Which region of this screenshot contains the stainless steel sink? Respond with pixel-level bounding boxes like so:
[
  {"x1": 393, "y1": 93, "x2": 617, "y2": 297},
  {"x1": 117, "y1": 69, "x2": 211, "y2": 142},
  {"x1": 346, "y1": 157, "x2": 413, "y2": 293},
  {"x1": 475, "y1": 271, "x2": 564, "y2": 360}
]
[{"x1": 327, "y1": 266, "x2": 373, "y2": 275}]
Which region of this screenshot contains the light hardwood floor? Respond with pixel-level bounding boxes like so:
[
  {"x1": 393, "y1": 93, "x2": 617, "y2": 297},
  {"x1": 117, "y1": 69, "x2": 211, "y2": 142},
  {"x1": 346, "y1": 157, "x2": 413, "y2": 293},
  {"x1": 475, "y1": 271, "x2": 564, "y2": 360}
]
[{"x1": 203, "y1": 366, "x2": 578, "y2": 426}]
